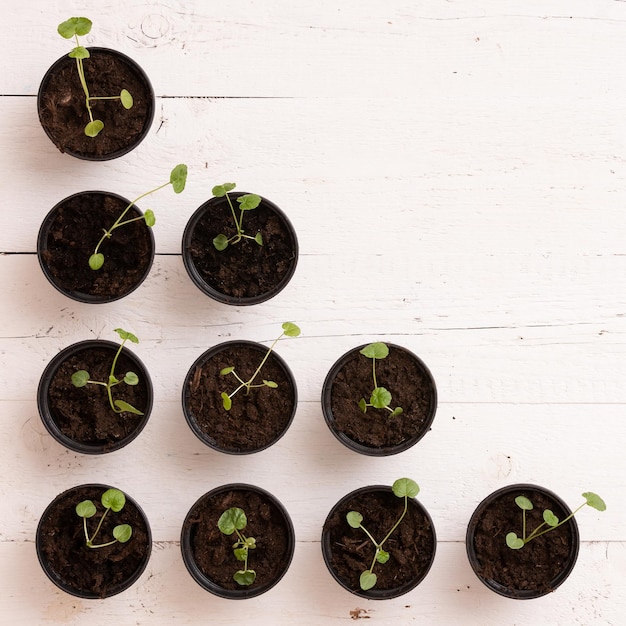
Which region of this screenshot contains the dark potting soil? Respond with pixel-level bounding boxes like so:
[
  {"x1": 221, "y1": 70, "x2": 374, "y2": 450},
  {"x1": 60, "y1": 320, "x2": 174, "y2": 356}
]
[
  {"x1": 39, "y1": 49, "x2": 152, "y2": 158},
  {"x1": 323, "y1": 489, "x2": 435, "y2": 593},
  {"x1": 186, "y1": 195, "x2": 297, "y2": 299},
  {"x1": 46, "y1": 345, "x2": 149, "y2": 449},
  {"x1": 186, "y1": 344, "x2": 295, "y2": 452},
  {"x1": 329, "y1": 346, "x2": 435, "y2": 448},
  {"x1": 469, "y1": 488, "x2": 574, "y2": 594},
  {"x1": 184, "y1": 488, "x2": 292, "y2": 591},
  {"x1": 40, "y1": 192, "x2": 153, "y2": 300},
  {"x1": 37, "y1": 485, "x2": 150, "y2": 598}
]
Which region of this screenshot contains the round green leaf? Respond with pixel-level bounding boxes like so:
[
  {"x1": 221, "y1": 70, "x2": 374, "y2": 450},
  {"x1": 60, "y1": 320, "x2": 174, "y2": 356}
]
[
  {"x1": 71, "y1": 370, "x2": 90, "y2": 388},
  {"x1": 114, "y1": 328, "x2": 139, "y2": 344},
  {"x1": 113, "y1": 524, "x2": 132, "y2": 543},
  {"x1": 392, "y1": 478, "x2": 420, "y2": 499},
  {"x1": 358, "y1": 398, "x2": 367, "y2": 413},
  {"x1": 506, "y1": 532, "x2": 524, "y2": 549},
  {"x1": 238, "y1": 194, "x2": 261, "y2": 211},
  {"x1": 124, "y1": 371, "x2": 139, "y2": 386},
  {"x1": 68, "y1": 46, "x2": 90, "y2": 59},
  {"x1": 234, "y1": 569, "x2": 256, "y2": 586},
  {"x1": 170, "y1": 164, "x2": 188, "y2": 193},
  {"x1": 75, "y1": 499, "x2": 96, "y2": 518},
  {"x1": 370, "y1": 386, "x2": 392, "y2": 409},
  {"x1": 254, "y1": 232, "x2": 263, "y2": 246},
  {"x1": 282, "y1": 322, "x2": 301, "y2": 337},
  {"x1": 543, "y1": 509, "x2": 559, "y2": 527},
  {"x1": 101, "y1": 488, "x2": 126, "y2": 512},
  {"x1": 359, "y1": 571, "x2": 377, "y2": 591},
  {"x1": 376, "y1": 549, "x2": 390, "y2": 564},
  {"x1": 89, "y1": 253, "x2": 104, "y2": 270},
  {"x1": 213, "y1": 234, "x2": 228, "y2": 251},
  {"x1": 85, "y1": 119, "x2": 104, "y2": 137},
  {"x1": 144, "y1": 209, "x2": 156, "y2": 227},
  {"x1": 263, "y1": 379, "x2": 278, "y2": 388},
  {"x1": 114, "y1": 400, "x2": 144, "y2": 415},
  {"x1": 218, "y1": 507, "x2": 247, "y2": 535},
  {"x1": 233, "y1": 547, "x2": 248, "y2": 561},
  {"x1": 389, "y1": 407, "x2": 403, "y2": 418},
  {"x1": 220, "y1": 366, "x2": 235, "y2": 376},
  {"x1": 58, "y1": 17, "x2": 92, "y2": 38},
  {"x1": 221, "y1": 392, "x2": 232, "y2": 410},
  {"x1": 360, "y1": 342, "x2": 389, "y2": 360},
  {"x1": 346, "y1": 511, "x2": 363, "y2": 528},
  {"x1": 120, "y1": 89, "x2": 133, "y2": 109},
  {"x1": 583, "y1": 492, "x2": 606, "y2": 512},
  {"x1": 515, "y1": 495, "x2": 534, "y2": 511},
  {"x1": 212, "y1": 183, "x2": 236, "y2": 197}
]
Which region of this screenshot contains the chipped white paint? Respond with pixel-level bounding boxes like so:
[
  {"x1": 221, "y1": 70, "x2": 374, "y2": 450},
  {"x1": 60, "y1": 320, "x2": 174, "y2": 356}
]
[{"x1": 1, "y1": 0, "x2": 626, "y2": 623}]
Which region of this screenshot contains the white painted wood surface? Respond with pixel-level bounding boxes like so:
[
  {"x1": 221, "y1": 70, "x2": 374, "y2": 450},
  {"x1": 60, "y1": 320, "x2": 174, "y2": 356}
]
[{"x1": 2, "y1": 1, "x2": 625, "y2": 623}]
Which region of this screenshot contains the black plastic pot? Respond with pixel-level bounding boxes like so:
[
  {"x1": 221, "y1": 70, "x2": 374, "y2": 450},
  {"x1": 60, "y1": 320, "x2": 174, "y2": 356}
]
[
  {"x1": 37, "y1": 190, "x2": 155, "y2": 303},
  {"x1": 321, "y1": 343, "x2": 437, "y2": 456},
  {"x1": 37, "y1": 339, "x2": 153, "y2": 454},
  {"x1": 181, "y1": 192, "x2": 299, "y2": 305},
  {"x1": 321, "y1": 484, "x2": 437, "y2": 599},
  {"x1": 180, "y1": 483, "x2": 295, "y2": 598},
  {"x1": 37, "y1": 47, "x2": 155, "y2": 160},
  {"x1": 466, "y1": 484, "x2": 580, "y2": 599},
  {"x1": 36, "y1": 483, "x2": 152, "y2": 598},
  {"x1": 182, "y1": 340, "x2": 297, "y2": 454}
]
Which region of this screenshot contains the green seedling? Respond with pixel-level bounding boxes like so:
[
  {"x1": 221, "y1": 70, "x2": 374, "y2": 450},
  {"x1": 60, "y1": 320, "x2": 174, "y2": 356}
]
[
  {"x1": 346, "y1": 478, "x2": 419, "y2": 591},
  {"x1": 75, "y1": 488, "x2": 132, "y2": 549},
  {"x1": 89, "y1": 163, "x2": 188, "y2": 270},
  {"x1": 357, "y1": 342, "x2": 403, "y2": 418},
  {"x1": 506, "y1": 491, "x2": 606, "y2": 550},
  {"x1": 217, "y1": 507, "x2": 257, "y2": 586},
  {"x1": 71, "y1": 328, "x2": 144, "y2": 415},
  {"x1": 212, "y1": 183, "x2": 263, "y2": 250},
  {"x1": 57, "y1": 17, "x2": 134, "y2": 137},
  {"x1": 220, "y1": 322, "x2": 300, "y2": 410}
]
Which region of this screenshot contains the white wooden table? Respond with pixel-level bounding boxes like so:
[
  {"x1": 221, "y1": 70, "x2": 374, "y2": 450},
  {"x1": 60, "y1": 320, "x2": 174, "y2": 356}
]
[{"x1": 2, "y1": 1, "x2": 625, "y2": 623}]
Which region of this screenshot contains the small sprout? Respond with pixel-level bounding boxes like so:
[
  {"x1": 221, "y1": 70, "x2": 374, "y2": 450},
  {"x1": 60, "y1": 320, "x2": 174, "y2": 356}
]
[
  {"x1": 220, "y1": 322, "x2": 300, "y2": 410},
  {"x1": 89, "y1": 164, "x2": 187, "y2": 270},
  {"x1": 346, "y1": 478, "x2": 419, "y2": 591},
  {"x1": 57, "y1": 17, "x2": 134, "y2": 137},
  {"x1": 211, "y1": 183, "x2": 263, "y2": 250},
  {"x1": 358, "y1": 342, "x2": 403, "y2": 418},
  {"x1": 217, "y1": 507, "x2": 256, "y2": 586},
  {"x1": 71, "y1": 328, "x2": 144, "y2": 415},
  {"x1": 506, "y1": 491, "x2": 606, "y2": 550},
  {"x1": 75, "y1": 487, "x2": 132, "y2": 549}
]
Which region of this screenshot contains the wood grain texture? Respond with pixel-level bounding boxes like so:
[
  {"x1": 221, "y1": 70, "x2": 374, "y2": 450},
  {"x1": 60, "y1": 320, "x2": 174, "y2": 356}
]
[{"x1": 2, "y1": 0, "x2": 625, "y2": 623}]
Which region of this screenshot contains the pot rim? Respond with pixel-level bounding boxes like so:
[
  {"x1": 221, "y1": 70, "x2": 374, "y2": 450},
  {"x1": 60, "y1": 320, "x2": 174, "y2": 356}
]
[
  {"x1": 35, "y1": 483, "x2": 152, "y2": 599},
  {"x1": 37, "y1": 339, "x2": 153, "y2": 454},
  {"x1": 181, "y1": 192, "x2": 299, "y2": 306},
  {"x1": 181, "y1": 340, "x2": 298, "y2": 454},
  {"x1": 37, "y1": 190, "x2": 156, "y2": 304},
  {"x1": 37, "y1": 46, "x2": 155, "y2": 161},
  {"x1": 465, "y1": 483, "x2": 580, "y2": 599},
  {"x1": 321, "y1": 484, "x2": 437, "y2": 599},
  {"x1": 321, "y1": 342, "x2": 437, "y2": 456},
  {"x1": 180, "y1": 482, "x2": 296, "y2": 598}
]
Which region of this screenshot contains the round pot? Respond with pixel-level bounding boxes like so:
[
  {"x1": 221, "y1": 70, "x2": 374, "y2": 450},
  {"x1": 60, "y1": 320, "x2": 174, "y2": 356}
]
[
  {"x1": 182, "y1": 340, "x2": 297, "y2": 454},
  {"x1": 37, "y1": 339, "x2": 153, "y2": 454},
  {"x1": 321, "y1": 343, "x2": 437, "y2": 456},
  {"x1": 466, "y1": 484, "x2": 580, "y2": 599},
  {"x1": 321, "y1": 484, "x2": 437, "y2": 599},
  {"x1": 37, "y1": 47, "x2": 155, "y2": 160},
  {"x1": 36, "y1": 483, "x2": 152, "y2": 598},
  {"x1": 181, "y1": 192, "x2": 299, "y2": 305},
  {"x1": 180, "y1": 483, "x2": 295, "y2": 598},
  {"x1": 37, "y1": 190, "x2": 155, "y2": 303}
]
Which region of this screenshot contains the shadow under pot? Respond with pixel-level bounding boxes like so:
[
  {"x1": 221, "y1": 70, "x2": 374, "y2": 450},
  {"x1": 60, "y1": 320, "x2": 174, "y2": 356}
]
[
  {"x1": 37, "y1": 339, "x2": 153, "y2": 454},
  {"x1": 321, "y1": 343, "x2": 437, "y2": 456},
  {"x1": 466, "y1": 483, "x2": 580, "y2": 599},
  {"x1": 37, "y1": 47, "x2": 155, "y2": 160},
  {"x1": 37, "y1": 190, "x2": 155, "y2": 303},
  {"x1": 36, "y1": 483, "x2": 152, "y2": 598},
  {"x1": 321, "y1": 484, "x2": 437, "y2": 599},
  {"x1": 182, "y1": 340, "x2": 297, "y2": 454},
  {"x1": 180, "y1": 483, "x2": 295, "y2": 598},
  {"x1": 181, "y1": 192, "x2": 298, "y2": 305}
]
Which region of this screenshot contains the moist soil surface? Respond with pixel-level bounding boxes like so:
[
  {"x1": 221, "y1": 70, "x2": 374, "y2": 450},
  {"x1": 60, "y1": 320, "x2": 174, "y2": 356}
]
[
  {"x1": 45, "y1": 344, "x2": 150, "y2": 450},
  {"x1": 323, "y1": 488, "x2": 435, "y2": 594},
  {"x1": 329, "y1": 346, "x2": 435, "y2": 449},
  {"x1": 183, "y1": 487, "x2": 292, "y2": 592},
  {"x1": 39, "y1": 48, "x2": 152, "y2": 158},
  {"x1": 40, "y1": 192, "x2": 153, "y2": 301},
  {"x1": 186, "y1": 193, "x2": 297, "y2": 300},
  {"x1": 185, "y1": 343, "x2": 295, "y2": 452},
  {"x1": 37, "y1": 485, "x2": 151, "y2": 598},
  {"x1": 469, "y1": 488, "x2": 575, "y2": 595}
]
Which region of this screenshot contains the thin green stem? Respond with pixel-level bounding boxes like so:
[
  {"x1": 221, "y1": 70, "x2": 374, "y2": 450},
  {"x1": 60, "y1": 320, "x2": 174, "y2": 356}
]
[
  {"x1": 106, "y1": 339, "x2": 127, "y2": 412},
  {"x1": 522, "y1": 508, "x2": 527, "y2": 541},
  {"x1": 525, "y1": 502, "x2": 587, "y2": 543},
  {"x1": 245, "y1": 333, "x2": 284, "y2": 390},
  {"x1": 86, "y1": 507, "x2": 110, "y2": 546},
  {"x1": 372, "y1": 357, "x2": 378, "y2": 389},
  {"x1": 378, "y1": 496, "x2": 408, "y2": 547},
  {"x1": 87, "y1": 538, "x2": 119, "y2": 549}
]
